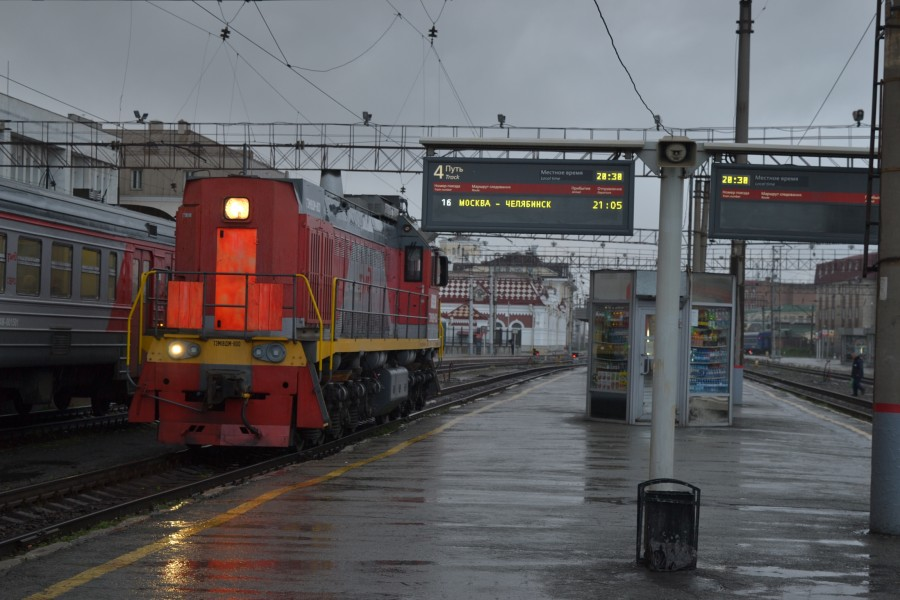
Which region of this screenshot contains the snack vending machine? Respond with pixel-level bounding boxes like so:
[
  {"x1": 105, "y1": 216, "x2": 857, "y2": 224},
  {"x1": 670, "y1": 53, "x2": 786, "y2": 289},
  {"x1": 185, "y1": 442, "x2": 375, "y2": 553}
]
[{"x1": 686, "y1": 272, "x2": 735, "y2": 425}]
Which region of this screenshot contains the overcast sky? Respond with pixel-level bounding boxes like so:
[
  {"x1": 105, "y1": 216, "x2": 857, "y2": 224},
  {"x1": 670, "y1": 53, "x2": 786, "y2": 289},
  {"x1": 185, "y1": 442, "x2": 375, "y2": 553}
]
[{"x1": 0, "y1": 0, "x2": 881, "y2": 276}]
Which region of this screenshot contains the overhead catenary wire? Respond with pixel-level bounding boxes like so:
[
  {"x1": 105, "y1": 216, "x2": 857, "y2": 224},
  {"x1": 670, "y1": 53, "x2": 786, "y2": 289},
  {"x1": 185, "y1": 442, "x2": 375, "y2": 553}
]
[
  {"x1": 384, "y1": 0, "x2": 478, "y2": 133},
  {"x1": 592, "y1": 1, "x2": 671, "y2": 135},
  {"x1": 186, "y1": 1, "x2": 362, "y2": 122},
  {"x1": 797, "y1": 12, "x2": 877, "y2": 144}
]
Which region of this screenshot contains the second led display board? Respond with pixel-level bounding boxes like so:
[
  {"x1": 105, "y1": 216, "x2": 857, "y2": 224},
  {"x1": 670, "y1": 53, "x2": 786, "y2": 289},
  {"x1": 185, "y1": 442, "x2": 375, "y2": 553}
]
[
  {"x1": 421, "y1": 157, "x2": 634, "y2": 234},
  {"x1": 710, "y1": 163, "x2": 879, "y2": 244}
]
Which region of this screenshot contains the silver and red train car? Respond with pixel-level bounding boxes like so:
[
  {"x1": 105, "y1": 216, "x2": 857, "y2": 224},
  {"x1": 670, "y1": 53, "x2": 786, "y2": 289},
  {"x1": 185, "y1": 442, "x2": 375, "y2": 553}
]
[
  {"x1": 0, "y1": 178, "x2": 175, "y2": 415},
  {"x1": 128, "y1": 174, "x2": 449, "y2": 448}
]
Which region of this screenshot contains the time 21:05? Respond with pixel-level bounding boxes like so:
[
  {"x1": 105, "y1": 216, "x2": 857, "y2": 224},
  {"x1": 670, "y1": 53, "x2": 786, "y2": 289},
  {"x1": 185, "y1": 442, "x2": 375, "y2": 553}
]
[{"x1": 593, "y1": 200, "x2": 623, "y2": 210}]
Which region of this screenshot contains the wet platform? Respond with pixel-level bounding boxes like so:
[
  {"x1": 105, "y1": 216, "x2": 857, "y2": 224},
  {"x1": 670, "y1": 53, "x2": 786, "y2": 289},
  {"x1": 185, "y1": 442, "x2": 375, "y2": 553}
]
[{"x1": 4, "y1": 368, "x2": 899, "y2": 599}]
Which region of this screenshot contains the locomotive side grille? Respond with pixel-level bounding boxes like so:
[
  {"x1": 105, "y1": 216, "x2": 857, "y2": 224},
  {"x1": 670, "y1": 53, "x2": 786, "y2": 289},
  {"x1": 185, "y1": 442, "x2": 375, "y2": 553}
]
[{"x1": 50, "y1": 329, "x2": 72, "y2": 355}]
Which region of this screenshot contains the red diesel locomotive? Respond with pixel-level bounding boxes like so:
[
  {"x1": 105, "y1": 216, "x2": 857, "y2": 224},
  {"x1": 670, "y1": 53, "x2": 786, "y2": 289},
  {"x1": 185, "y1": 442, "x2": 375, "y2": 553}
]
[{"x1": 128, "y1": 174, "x2": 449, "y2": 448}]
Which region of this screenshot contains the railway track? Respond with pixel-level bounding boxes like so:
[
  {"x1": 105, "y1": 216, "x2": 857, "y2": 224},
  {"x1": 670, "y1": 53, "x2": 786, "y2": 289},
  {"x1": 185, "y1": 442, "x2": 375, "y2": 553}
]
[
  {"x1": 0, "y1": 361, "x2": 576, "y2": 559},
  {"x1": 744, "y1": 360, "x2": 872, "y2": 420},
  {"x1": 0, "y1": 355, "x2": 556, "y2": 447}
]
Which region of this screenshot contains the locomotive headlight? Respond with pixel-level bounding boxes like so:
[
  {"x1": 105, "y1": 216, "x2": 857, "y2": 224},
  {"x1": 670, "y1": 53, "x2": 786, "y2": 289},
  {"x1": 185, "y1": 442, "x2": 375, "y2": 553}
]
[
  {"x1": 167, "y1": 340, "x2": 201, "y2": 360},
  {"x1": 224, "y1": 196, "x2": 250, "y2": 220},
  {"x1": 252, "y1": 342, "x2": 287, "y2": 363}
]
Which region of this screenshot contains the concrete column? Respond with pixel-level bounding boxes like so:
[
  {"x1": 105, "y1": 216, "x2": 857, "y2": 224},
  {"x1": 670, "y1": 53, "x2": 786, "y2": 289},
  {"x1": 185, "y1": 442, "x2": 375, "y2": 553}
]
[{"x1": 871, "y1": 1, "x2": 900, "y2": 534}]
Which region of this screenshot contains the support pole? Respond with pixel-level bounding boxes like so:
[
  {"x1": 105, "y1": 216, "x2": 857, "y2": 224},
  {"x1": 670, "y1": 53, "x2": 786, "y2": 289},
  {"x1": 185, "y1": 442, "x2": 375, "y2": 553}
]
[
  {"x1": 731, "y1": 0, "x2": 753, "y2": 405},
  {"x1": 870, "y1": 0, "x2": 900, "y2": 534},
  {"x1": 649, "y1": 167, "x2": 685, "y2": 480}
]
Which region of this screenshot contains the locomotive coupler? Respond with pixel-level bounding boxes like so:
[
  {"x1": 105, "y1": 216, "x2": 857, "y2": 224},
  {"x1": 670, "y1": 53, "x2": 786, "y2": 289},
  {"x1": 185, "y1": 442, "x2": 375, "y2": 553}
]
[{"x1": 204, "y1": 369, "x2": 249, "y2": 409}]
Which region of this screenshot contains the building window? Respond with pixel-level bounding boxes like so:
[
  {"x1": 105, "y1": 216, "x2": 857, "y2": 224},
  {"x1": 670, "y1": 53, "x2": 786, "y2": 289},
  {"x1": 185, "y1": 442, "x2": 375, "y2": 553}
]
[{"x1": 131, "y1": 169, "x2": 143, "y2": 190}]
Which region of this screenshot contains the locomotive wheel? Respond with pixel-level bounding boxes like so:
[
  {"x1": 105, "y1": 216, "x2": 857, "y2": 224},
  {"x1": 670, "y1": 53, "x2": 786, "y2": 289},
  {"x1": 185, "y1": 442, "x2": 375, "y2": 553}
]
[
  {"x1": 326, "y1": 419, "x2": 343, "y2": 441},
  {"x1": 53, "y1": 388, "x2": 74, "y2": 410},
  {"x1": 412, "y1": 388, "x2": 426, "y2": 411},
  {"x1": 296, "y1": 428, "x2": 325, "y2": 449},
  {"x1": 346, "y1": 406, "x2": 360, "y2": 433}
]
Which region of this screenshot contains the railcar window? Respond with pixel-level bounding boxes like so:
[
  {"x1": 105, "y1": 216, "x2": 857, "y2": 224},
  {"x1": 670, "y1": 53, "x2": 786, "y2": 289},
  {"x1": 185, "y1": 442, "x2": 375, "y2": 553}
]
[
  {"x1": 16, "y1": 237, "x2": 41, "y2": 296},
  {"x1": 108, "y1": 252, "x2": 118, "y2": 302},
  {"x1": 50, "y1": 243, "x2": 73, "y2": 298},
  {"x1": 81, "y1": 247, "x2": 101, "y2": 300},
  {"x1": 0, "y1": 234, "x2": 5, "y2": 293},
  {"x1": 405, "y1": 246, "x2": 423, "y2": 282}
]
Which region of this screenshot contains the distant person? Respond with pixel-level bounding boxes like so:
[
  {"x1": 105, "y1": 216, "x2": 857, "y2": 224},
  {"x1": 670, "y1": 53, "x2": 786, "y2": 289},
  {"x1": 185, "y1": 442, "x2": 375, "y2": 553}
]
[
  {"x1": 509, "y1": 338, "x2": 515, "y2": 355},
  {"x1": 851, "y1": 353, "x2": 865, "y2": 396}
]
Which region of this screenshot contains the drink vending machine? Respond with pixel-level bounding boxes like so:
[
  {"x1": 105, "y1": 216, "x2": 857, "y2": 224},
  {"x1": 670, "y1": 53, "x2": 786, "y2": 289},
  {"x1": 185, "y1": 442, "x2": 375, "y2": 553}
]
[{"x1": 686, "y1": 272, "x2": 735, "y2": 425}]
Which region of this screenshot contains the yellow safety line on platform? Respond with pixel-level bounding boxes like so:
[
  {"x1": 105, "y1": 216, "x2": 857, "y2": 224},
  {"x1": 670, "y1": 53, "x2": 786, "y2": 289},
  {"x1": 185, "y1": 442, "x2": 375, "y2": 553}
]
[
  {"x1": 24, "y1": 374, "x2": 564, "y2": 600},
  {"x1": 749, "y1": 380, "x2": 872, "y2": 441}
]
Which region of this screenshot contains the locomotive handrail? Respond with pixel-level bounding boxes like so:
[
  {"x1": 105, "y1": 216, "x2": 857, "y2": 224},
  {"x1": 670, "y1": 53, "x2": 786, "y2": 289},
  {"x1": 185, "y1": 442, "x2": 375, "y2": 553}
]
[
  {"x1": 126, "y1": 269, "x2": 158, "y2": 371},
  {"x1": 127, "y1": 270, "x2": 325, "y2": 350},
  {"x1": 291, "y1": 273, "x2": 329, "y2": 373},
  {"x1": 328, "y1": 277, "x2": 432, "y2": 345}
]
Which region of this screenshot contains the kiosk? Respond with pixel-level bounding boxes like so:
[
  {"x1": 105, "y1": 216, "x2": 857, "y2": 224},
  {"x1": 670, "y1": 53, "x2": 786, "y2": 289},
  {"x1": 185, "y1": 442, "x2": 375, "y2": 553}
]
[{"x1": 586, "y1": 270, "x2": 735, "y2": 426}]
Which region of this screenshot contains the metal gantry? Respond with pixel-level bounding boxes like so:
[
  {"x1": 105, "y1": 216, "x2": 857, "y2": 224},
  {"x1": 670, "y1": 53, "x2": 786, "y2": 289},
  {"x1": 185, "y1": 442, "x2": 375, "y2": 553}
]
[{"x1": 0, "y1": 120, "x2": 876, "y2": 174}]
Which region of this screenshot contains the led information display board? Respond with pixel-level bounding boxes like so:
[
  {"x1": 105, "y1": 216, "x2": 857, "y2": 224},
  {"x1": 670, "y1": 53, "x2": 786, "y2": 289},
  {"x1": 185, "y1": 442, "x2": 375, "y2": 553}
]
[
  {"x1": 421, "y1": 157, "x2": 634, "y2": 234},
  {"x1": 710, "y1": 163, "x2": 879, "y2": 244}
]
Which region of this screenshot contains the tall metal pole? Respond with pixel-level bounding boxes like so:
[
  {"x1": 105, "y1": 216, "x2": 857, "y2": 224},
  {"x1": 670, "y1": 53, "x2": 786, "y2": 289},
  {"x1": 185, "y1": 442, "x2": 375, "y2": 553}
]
[
  {"x1": 870, "y1": 0, "x2": 900, "y2": 534},
  {"x1": 731, "y1": 0, "x2": 753, "y2": 403},
  {"x1": 489, "y1": 267, "x2": 495, "y2": 355},
  {"x1": 468, "y1": 278, "x2": 475, "y2": 355}
]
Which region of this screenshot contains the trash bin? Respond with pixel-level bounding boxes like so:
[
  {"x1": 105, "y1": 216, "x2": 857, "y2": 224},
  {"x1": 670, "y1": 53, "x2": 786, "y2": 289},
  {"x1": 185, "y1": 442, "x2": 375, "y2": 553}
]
[{"x1": 636, "y1": 478, "x2": 700, "y2": 571}]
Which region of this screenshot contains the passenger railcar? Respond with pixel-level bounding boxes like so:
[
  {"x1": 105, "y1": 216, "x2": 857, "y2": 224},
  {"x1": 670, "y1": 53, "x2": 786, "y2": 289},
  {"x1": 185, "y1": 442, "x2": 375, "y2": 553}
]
[
  {"x1": 0, "y1": 178, "x2": 175, "y2": 415},
  {"x1": 128, "y1": 174, "x2": 449, "y2": 448}
]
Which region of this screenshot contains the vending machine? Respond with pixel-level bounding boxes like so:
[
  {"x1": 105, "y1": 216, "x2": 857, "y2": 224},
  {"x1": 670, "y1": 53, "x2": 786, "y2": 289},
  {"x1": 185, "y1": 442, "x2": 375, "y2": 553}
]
[
  {"x1": 586, "y1": 270, "x2": 688, "y2": 425},
  {"x1": 686, "y1": 272, "x2": 735, "y2": 425},
  {"x1": 588, "y1": 301, "x2": 631, "y2": 421}
]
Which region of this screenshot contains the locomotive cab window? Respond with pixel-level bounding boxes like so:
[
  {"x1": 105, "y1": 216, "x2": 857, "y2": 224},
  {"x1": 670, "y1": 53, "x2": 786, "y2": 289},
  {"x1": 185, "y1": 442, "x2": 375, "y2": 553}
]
[
  {"x1": 433, "y1": 252, "x2": 449, "y2": 287},
  {"x1": 405, "y1": 245, "x2": 423, "y2": 282}
]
